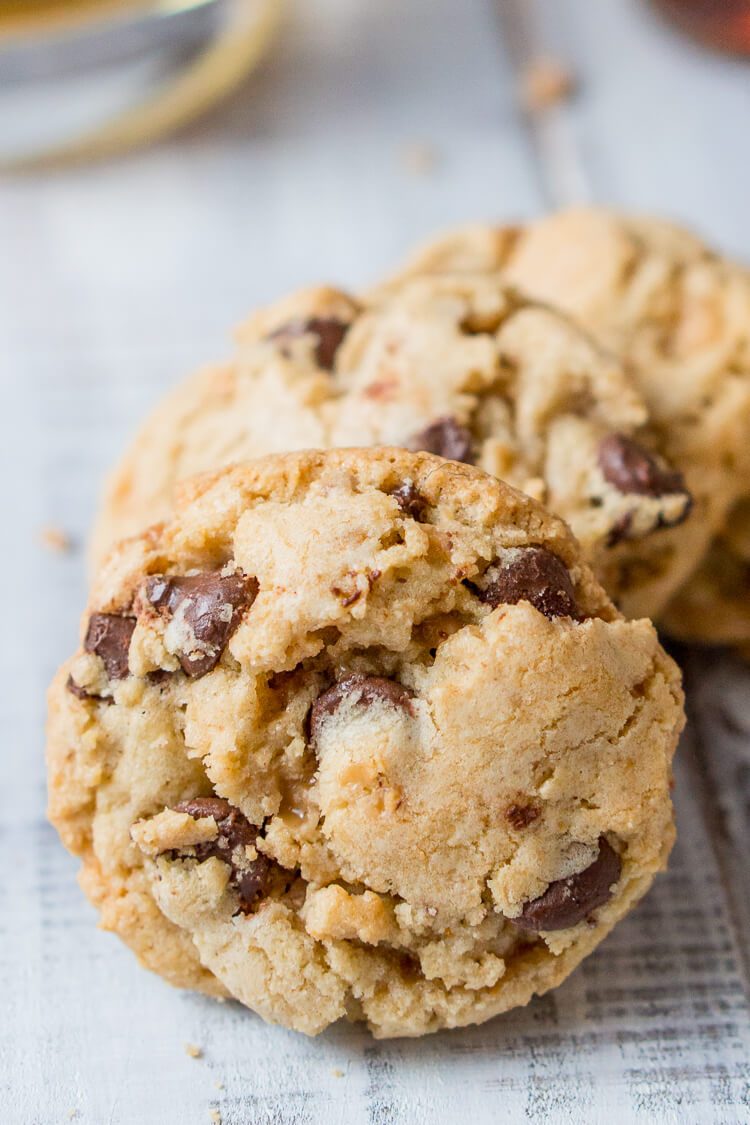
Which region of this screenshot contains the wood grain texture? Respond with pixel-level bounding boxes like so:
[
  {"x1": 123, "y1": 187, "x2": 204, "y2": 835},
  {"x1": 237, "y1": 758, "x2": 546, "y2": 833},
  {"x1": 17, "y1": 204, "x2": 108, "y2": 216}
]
[{"x1": 2, "y1": 0, "x2": 750, "y2": 1121}]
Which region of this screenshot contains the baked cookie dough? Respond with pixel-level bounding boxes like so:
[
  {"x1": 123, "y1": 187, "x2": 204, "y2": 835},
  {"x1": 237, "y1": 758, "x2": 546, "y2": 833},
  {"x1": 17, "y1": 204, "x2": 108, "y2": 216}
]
[
  {"x1": 48, "y1": 448, "x2": 684, "y2": 1037},
  {"x1": 92, "y1": 271, "x2": 698, "y2": 621},
  {"x1": 394, "y1": 209, "x2": 750, "y2": 648},
  {"x1": 660, "y1": 498, "x2": 750, "y2": 652}
]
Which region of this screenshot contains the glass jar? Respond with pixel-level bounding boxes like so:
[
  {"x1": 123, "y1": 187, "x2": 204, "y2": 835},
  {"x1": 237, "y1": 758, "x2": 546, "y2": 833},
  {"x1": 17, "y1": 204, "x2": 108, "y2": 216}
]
[
  {"x1": 0, "y1": 0, "x2": 282, "y2": 167},
  {"x1": 652, "y1": 0, "x2": 750, "y2": 56}
]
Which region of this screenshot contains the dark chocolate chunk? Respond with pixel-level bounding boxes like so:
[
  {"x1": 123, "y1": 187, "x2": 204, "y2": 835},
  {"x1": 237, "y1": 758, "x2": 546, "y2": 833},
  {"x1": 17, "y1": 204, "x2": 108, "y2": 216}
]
[
  {"x1": 505, "y1": 802, "x2": 541, "y2": 830},
  {"x1": 145, "y1": 571, "x2": 258, "y2": 677},
  {"x1": 514, "y1": 837, "x2": 622, "y2": 932},
  {"x1": 67, "y1": 675, "x2": 95, "y2": 701},
  {"x1": 174, "y1": 797, "x2": 246, "y2": 838},
  {"x1": 466, "y1": 547, "x2": 579, "y2": 620},
  {"x1": 268, "y1": 316, "x2": 350, "y2": 370},
  {"x1": 173, "y1": 797, "x2": 272, "y2": 913},
  {"x1": 407, "y1": 416, "x2": 474, "y2": 464},
  {"x1": 389, "y1": 481, "x2": 428, "y2": 522},
  {"x1": 606, "y1": 510, "x2": 634, "y2": 548},
  {"x1": 234, "y1": 856, "x2": 274, "y2": 913},
  {"x1": 598, "y1": 433, "x2": 688, "y2": 498},
  {"x1": 147, "y1": 668, "x2": 172, "y2": 686},
  {"x1": 309, "y1": 674, "x2": 414, "y2": 742},
  {"x1": 84, "y1": 613, "x2": 136, "y2": 680}
]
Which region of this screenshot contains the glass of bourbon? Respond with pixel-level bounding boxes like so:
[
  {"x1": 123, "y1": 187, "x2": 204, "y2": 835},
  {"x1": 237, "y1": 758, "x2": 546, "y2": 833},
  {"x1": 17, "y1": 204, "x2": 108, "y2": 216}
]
[
  {"x1": 0, "y1": 0, "x2": 282, "y2": 166},
  {"x1": 652, "y1": 0, "x2": 750, "y2": 55}
]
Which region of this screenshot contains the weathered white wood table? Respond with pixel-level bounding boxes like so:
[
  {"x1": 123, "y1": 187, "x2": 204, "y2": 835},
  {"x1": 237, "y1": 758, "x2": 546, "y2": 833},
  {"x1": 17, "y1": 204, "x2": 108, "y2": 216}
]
[{"x1": 2, "y1": 1, "x2": 749, "y2": 1121}]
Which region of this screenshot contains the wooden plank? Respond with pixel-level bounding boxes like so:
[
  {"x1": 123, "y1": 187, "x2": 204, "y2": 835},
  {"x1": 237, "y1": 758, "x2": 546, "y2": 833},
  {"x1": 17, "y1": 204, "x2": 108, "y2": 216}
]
[{"x1": 3, "y1": 0, "x2": 750, "y2": 1120}]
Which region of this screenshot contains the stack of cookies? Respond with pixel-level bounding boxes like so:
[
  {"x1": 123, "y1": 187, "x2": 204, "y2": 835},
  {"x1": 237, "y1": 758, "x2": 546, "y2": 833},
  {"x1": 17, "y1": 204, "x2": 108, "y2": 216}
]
[{"x1": 47, "y1": 209, "x2": 750, "y2": 1038}]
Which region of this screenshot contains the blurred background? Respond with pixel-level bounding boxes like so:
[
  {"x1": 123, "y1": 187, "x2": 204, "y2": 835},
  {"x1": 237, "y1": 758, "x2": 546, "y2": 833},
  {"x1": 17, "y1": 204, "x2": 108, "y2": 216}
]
[
  {"x1": 3, "y1": 3, "x2": 750, "y2": 1121},
  {"x1": 4, "y1": 0, "x2": 750, "y2": 548}
]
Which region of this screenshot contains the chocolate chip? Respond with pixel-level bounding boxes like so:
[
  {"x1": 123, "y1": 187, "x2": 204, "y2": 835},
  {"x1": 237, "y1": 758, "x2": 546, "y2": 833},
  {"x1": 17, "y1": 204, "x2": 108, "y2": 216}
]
[
  {"x1": 309, "y1": 674, "x2": 414, "y2": 742},
  {"x1": 407, "y1": 416, "x2": 474, "y2": 464},
  {"x1": 598, "y1": 433, "x2": 687, "y2": 498},
  {"x1": 268, "y1": 317, "x2": 350, "y2": 370},
  {"x1": 66, "y1": 675, "x2": 98, "y2": 701},
  {"x1": 235, "y1": 858, "x2": 274, "y2": 913},
  {"x1": 173, "y1": 797, "x2": 272, "y2": 913},
  {"x1": 145, "y1": 571, "x2": 258, "y2": 677},
  {"x1": 466, "y1": 547, "x2": 579, "y2": 620},
  {"x1": 505, "y1": 802, "x2": 541, "y2": 830},
  {"x1": 513, "y1": 837, "x2": 622, "y2": 932},
  {"x1": 174, "y1": 797, "x2": 244, "y2": 834},
  {"x1": 606, "y1": 511, "x2": 634, "y2": 548},
  {"x1": 389, "y1": 481, "x2": 428, "y2": 521},
  {"x1": 147, "y1": 668, "x2": 172, "y2": 686},
  {"x1": 84, "y1": 613, "x2": 136, "y2": 680}
]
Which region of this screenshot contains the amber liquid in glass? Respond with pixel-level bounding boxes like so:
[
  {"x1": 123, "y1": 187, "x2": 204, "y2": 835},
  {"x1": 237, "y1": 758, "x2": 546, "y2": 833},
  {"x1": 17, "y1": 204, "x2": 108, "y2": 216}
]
[
  {"x1": 653, "y1": 0, "x2": 750, "y2": 55},
  {"x1": 0, "y1": 0, "x2": 149, "y2": 34}
]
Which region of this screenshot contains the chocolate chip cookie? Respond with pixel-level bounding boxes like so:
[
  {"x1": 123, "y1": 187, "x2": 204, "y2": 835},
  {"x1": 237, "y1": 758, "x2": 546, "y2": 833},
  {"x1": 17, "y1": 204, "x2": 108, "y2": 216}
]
[
  {"x1": 92, "y1": 272, "x2": 697, "y2": 621},
  {"x1": 661, "y1": 499, "x2": 750, "y2": 652},
  {"x1": 49, "y1": 448, "x2": 684, "y2": 1037},
  {"x1": 394, "y1": 208, "x2": 750, "y2": 650}
]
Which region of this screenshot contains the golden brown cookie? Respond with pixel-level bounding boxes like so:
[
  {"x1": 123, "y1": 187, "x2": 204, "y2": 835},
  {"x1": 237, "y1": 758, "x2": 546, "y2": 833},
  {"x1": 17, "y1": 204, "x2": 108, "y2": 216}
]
[
  {"x1": 49, "y1": 448, "x2": 683, "y2": 1037},
  {"x1": 393, "y1": 209, "x2": 750, "y2": 649},
  {"x1": 92, "y1": 271, "x2": 699, "y2": 621}
]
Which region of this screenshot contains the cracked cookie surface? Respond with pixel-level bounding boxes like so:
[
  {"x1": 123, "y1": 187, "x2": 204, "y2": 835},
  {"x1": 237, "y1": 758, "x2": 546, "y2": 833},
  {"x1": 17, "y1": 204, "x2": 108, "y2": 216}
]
[
  {"x1": 393, "y1": 208, "x2": 750, "y2": 648},
  {"x1": 93, "y1": 270, "x2": 696, "y2": 621},
  {"x1": 50, "y1": 448, "x2": 684, "y2": 1037}
]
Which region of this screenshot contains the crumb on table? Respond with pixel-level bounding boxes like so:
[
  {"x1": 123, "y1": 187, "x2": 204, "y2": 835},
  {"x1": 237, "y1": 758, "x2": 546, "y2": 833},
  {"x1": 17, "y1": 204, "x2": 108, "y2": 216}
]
[
  {"x1": 400, "y1": 141, "x2": 440, "y2": 176},
  {"x1": 39, "y1": 525, "x2": 72, "y2": 553},
  {"x1": 521, "y1": 57, "x2": 576, "y2": 111},
  {"x1": 184, "y1": 1042, "x2": 203, "y2": 1059}
]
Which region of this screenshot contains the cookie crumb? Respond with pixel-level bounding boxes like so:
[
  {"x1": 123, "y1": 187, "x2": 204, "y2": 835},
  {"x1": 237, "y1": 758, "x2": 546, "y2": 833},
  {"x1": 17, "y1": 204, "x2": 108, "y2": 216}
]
[
  {"x1": 39, "y1": 524, "x2": 72, "y2": 553},
  {"x1": 209, "y1": 1111, "x2": 222, "y2": 1125},
  {"x1": 331, "y1": 1067, "x2": 344, "y2": 1078},
  {"x1": 400, "y1": 141, "x2": 439, "y2": 177},
  {"x1": 184, "y1": 1042, "x2": 203, "y2": 1058},
  {"x1": 521, "y1": 57, "x2": 576, "y2": 111}
]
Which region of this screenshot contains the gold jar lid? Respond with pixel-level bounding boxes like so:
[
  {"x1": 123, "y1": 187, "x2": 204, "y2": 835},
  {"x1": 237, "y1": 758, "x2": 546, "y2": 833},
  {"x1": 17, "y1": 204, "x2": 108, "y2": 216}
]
[{"x1": 0, "y1": 0, "x2": 283, "y2": 167}]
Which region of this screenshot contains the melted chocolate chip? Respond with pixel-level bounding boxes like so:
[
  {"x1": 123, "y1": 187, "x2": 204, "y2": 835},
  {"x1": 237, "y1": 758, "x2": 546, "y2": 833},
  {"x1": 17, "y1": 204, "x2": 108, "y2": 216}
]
[
  {"x1": 606, "y1": 511, "x2": 634, "y2": 548},
  {"x1": 174, "y1": 797, "x2": 244, "y2": 833},
  {"x1": 145, "y1": 571, "x2": 258, "y2": 677},
  {"x1": 268, "y1": 316, "x2": 350, "y2": 370},
  {"x1": 173, "y1": 797, "x2": 272, "y2": 913},
  {"x1": 235, "y1": 859, "x2": 274, "y2": 912},
  {"x1": 466, "y1": 547, "x2": 579, "y2": 620},
  {"x1": 505, "y1": 802, "x2": 541, "y2": 830},
  {"x1": 66, "y1": 675, "x2": 97, "y2": 701},
  {"x1": 656, "y1": 495, "x2": 694, "y2": 531},
  {"x1": 514, "y1": 837, "x2": 622, "y2": 932},
  {"x1": 84, "y1": 613, "x2": 136, "y2": 680},
  {"x1": 147, "y1": 668, "x2": 172, "y2": 686},
  {"x1": 309, "y1": 674, "x2": 414, "y2": 742},
  {"x1": 389, "y1": 481, "x2": 428, "y2": 522},
  {"x1": 407, "y1": 416, "x2": 474, "y2": 464},
  {"x1": 598, "y1": 433, "x2": 688, "y2": 498}
]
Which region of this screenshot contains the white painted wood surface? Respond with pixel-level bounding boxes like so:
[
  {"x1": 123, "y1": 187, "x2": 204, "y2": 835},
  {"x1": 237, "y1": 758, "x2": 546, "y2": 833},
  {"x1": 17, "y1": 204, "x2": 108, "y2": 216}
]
[{"x1": 2, "y1": 1, "x2": 750, "y2": 1121}]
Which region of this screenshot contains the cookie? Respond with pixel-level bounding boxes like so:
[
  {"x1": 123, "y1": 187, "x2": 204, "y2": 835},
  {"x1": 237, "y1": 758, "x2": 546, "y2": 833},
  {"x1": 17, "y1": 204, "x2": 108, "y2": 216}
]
[
  {"x1": 660, "y1": 499, "x2": 750, "y2": 651},
  {"x1": 48, "y1": 448, "x2": 684, "y2": 1037},
  {"x1": 394, "y1": 209, "x2": 750, "y2": 649},
  {"x1": 92, "y1": 273, "x2": 698, "y2": 621}
]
